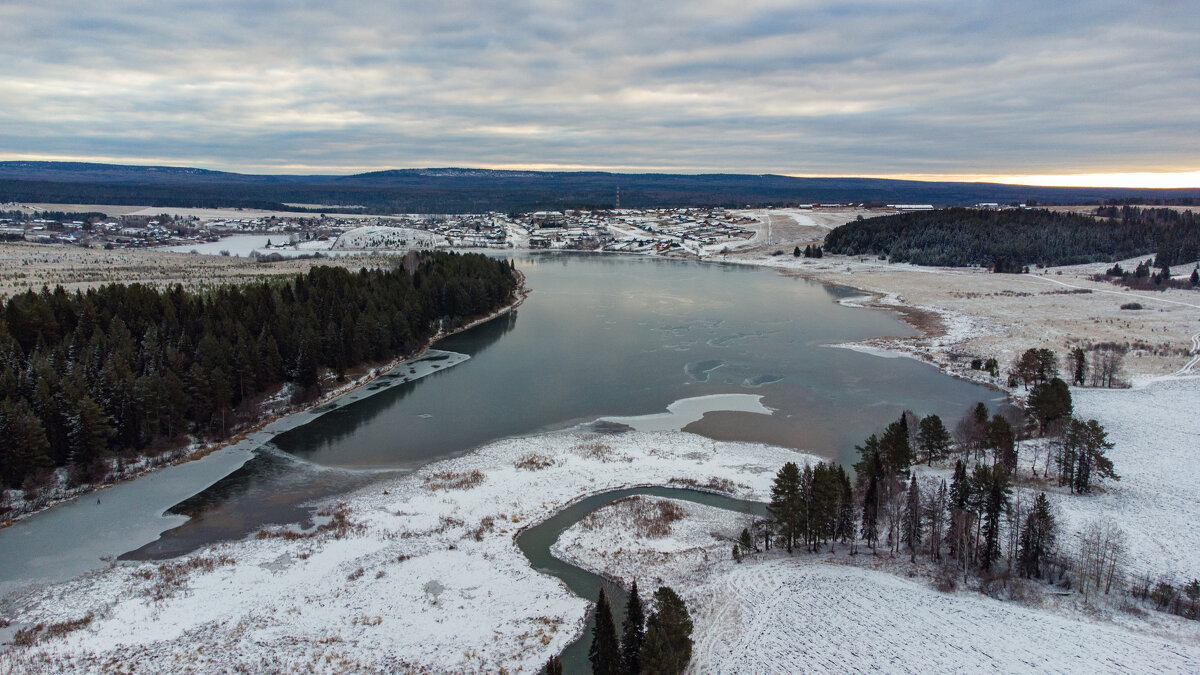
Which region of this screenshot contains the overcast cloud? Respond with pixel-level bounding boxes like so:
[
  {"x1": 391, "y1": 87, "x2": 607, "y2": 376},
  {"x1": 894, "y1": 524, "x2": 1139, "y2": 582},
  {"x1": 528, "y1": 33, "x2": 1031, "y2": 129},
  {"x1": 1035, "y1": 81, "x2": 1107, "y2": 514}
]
[{"x1": 0, "y1": 1, "x2": 1197, "y2": 176}]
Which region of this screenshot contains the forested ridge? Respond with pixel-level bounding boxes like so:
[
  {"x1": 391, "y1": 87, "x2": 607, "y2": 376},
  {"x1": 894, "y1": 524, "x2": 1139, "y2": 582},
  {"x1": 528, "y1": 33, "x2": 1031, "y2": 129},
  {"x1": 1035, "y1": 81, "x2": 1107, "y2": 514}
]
[
  {"x1": 6, "y1": 161, "x2": 1200, "y2": 213},
  {"x1": 823, "y1": 207, "x2": 1200, "y2": 269},
  {"x1": 0, "y1": 252, "x2": 518, "y2": 493}
]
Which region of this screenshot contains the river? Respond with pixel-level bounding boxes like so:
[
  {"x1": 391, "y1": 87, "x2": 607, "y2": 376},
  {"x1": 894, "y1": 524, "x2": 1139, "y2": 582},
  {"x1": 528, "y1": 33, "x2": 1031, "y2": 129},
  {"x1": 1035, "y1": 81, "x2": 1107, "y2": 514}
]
[{"x1": 1, "y1": 253, "x2": 1008, "y2": 594}]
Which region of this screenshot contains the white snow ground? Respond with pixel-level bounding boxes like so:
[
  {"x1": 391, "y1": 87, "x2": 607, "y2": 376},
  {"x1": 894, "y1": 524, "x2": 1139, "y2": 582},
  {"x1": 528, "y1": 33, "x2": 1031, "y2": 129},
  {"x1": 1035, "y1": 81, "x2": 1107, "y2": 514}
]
[
  {"x1": 556, "y1": 497, "x2": 1200, "y2": 674},
  {"x1": 690, "y1": 561, "x2": 1200, "y2": 674},
  {"x1": 0, "y1": 431, "x2": 815, "y2": 673},
  {"x1": 1048, "y1": 377, "x2": 1200, "y2": 580}
]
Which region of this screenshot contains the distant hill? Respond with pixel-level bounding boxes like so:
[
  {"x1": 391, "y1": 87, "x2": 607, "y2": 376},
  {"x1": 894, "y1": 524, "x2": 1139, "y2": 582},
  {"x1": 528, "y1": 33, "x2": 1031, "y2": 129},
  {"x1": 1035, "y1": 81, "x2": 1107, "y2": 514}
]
[{"x1": 1, "y1": 161, "x2": 1198, "y2": 213}]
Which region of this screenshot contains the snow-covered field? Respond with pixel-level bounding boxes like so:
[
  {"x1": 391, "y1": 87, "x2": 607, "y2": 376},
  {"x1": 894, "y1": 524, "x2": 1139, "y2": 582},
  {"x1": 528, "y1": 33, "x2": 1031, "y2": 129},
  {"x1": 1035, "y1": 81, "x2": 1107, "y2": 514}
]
[
  {"x1": 557, "y1": 496, "x2": 1200, "y2": 674},
  {"x1": 693, "y1": 562, "x2": 1200, "y2": 674},
  {"x1": 0, "y1": 431, "x2": 815, "y2": 673},
  {"x1": 332, "y1": 225, "x2": 447, "y2": 250},
  {"x1": 1049, "y1": 377, "x2": 1200, "y2": 580}
]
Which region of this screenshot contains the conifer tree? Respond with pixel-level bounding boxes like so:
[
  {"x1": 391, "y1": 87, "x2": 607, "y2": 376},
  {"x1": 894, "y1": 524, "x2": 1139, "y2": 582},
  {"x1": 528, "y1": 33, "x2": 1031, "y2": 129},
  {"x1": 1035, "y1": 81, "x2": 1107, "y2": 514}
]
[
  {"x1": 621, "y1": 581, "x2": 646, "y2": 675},
  {"x1": 738, "y1": 527, "x2": 754, "y2": 555},
  {"x1": 640, "y1": 587, "x2": 693, "y2": 675},
  {"x1": 1063, "y1": 418, "x2": 1118, "y2": 494},
  {"x1": 1069, "y1": 347, "x2": 1088, "y2": 386},
  {"x1": 902, "y1": 474, "x2": 922, "y2": 562},
  {"x1": 924, "y1": 478, "x2": 947, "y2": 561},
  {"x1": 979, "y1": 466, "x2": 1011, "y2": 572},
  {"x1": 0, "y1": 398, "x2": 52, "y2": 488},
  {"x1": 880, "y1": 413, "x2": 912, "y2": 475},
  {"x1": 986, "y1": 415, "x2": 1017, "y2": 474},
  {"x1": 769, "y1": 461, "x2": 805, "y2": 553},
  {"x1": 1018, "y1": 492, "x2": 1056, "y2": 579},
  {"x1": 542, "y1": 655, "x2": 563, "y2": 675},
  {"x1": 917, "y1": 414, "x2": 951, "y2": 465},
  {"x1": 589, "y1": 588, "x2": 621, "y2": 675},
  {"x1": 855, "y1": 436, "x2": 883, "y2": 551},
  {"x1": 1029, "y1": 378, "x2": 1072, "y2": 433},
  {"x1": 835, "y1": 466, "x2": 856, "y2": 548},
  {"x1": 946, "y1": 460, "x2": 971, "y2": 563}
]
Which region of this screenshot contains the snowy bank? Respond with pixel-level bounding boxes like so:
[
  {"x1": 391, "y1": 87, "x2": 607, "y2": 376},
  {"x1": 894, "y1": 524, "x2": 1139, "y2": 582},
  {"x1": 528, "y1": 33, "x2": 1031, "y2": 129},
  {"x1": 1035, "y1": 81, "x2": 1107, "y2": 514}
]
[
  {"x1": 555, "y1": 496, "x2": 1200, "y2": 674},
  {"x1": 1, "y1": 431, "x2": 816, "y2": 673}
]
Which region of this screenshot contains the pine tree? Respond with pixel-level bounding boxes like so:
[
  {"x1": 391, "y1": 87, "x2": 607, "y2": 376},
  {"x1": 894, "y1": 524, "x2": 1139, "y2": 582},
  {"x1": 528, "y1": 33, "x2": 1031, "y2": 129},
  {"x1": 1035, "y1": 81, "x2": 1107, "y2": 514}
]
[
  {"x1": 1018, "y1": 492, "x2": 1056, "y2": 579},
  {"x1": 917, "y1": 414, "x2": 951, "y2": 465},
  {"x1": 769, "y1": 461, "x2": 805, "y2": 553},
  {"x1": 902, "y1": 474, "x2": 922, "y2": 562},
  {"x1": 1064, "y1": 418, "x2": 1118, "y2": 494},
  {"x1": 589, "y1": 588, "x2": 621, "y2": 675},
  {"x1": 621, "y1": 581, "x2": 646, "y2": 675},
  {"x1": 986, "y1": 415, "x2": 1017, "y2": 474},
  {"x1": 880, "y1": 413, "x2": 912, "y2": 475},
  {"x1": 640, "y1": 587, "x2": 693, "y2": 675},
  {"x1": 1029, "y1": 378, "x2": 1072, "y2": 433},
  {"x1": 979, "y1": 466, "x2": 1011, "y2": 573}
]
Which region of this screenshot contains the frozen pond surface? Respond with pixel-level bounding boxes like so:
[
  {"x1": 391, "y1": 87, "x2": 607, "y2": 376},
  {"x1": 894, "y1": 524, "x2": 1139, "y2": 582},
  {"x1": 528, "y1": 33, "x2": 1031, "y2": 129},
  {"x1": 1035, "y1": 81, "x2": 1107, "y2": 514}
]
[{"x1": 163, "y1": 234, "x2": 278, "y2": 257}]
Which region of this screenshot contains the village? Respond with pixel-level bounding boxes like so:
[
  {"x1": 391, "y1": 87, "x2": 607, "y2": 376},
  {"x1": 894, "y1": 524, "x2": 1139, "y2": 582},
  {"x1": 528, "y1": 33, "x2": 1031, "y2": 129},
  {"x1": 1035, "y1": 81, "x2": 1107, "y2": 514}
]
[{"x1": 0, "y1": 203, "x2": 778, "y2": 258}]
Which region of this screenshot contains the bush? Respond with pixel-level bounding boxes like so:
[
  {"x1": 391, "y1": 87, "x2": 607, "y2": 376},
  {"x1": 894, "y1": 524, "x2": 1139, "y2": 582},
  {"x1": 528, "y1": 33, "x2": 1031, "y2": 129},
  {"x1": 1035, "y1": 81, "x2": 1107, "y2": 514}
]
[
  {"x1": 515, "y1": 453, "x2": 554, "y2": 470},
  {"x1": 1119, "y1": 302, "x2": 1143, "y2": 310},
  {"x1": 423, "y1": 470, "x2": 485, "y2": 491}
]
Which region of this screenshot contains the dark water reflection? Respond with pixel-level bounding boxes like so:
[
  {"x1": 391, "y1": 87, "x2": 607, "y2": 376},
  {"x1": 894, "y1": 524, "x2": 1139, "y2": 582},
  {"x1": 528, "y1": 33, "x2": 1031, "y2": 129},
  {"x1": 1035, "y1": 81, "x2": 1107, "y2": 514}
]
[{"x1": 129, "y1": 253, "x2": 1008, "y2": 558}]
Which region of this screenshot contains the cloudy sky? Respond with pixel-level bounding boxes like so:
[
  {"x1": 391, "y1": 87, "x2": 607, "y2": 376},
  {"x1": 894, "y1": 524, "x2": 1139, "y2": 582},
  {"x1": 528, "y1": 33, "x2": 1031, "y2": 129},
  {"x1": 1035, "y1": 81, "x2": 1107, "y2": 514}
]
[{"x1": 1, "y1": 1, "x2": 1197, "y2": 184}]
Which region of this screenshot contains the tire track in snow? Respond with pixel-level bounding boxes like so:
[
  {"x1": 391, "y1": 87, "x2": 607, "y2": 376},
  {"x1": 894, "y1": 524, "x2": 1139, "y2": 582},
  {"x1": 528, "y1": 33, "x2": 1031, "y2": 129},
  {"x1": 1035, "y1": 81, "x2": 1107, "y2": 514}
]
[
  {"x1": 1027, "y1": 274, "x2": 1200, "y2": 309},
  {"x1": 1025, "y1": 275, "x2": 1200, "y2": 375}
]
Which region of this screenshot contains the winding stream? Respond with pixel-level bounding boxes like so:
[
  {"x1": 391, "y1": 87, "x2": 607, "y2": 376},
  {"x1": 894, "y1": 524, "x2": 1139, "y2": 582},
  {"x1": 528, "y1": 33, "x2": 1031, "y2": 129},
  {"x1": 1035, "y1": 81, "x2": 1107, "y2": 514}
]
[{"x1": 516, "y1": 487, "x2": 768, "y2": 674}]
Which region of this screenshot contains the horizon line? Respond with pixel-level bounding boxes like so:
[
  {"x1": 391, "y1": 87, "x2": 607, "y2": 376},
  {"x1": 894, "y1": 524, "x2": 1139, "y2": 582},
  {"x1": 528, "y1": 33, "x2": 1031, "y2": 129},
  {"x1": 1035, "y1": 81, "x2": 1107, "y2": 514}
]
[{"x1": 2, "y1": 154, "x2": 1199, "y2": 190}]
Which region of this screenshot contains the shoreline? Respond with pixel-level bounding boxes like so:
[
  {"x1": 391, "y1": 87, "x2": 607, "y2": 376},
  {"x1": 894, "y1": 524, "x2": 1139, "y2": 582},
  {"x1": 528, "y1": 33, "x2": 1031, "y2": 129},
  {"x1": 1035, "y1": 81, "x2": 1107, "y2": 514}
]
[{"x1": 0, "y1": 268, "x2": 528, "y2": 530}]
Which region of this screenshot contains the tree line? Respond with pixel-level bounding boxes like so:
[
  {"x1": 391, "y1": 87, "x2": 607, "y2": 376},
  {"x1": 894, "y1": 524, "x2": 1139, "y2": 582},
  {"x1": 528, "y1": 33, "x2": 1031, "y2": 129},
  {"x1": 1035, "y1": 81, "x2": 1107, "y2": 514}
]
[
  {"x1": 736, "y1": 346, "x2": 1182, "y2": 619},
  {"x1": 542, "y1": 581, "x2": 693, "y2": 675},
  {"x1": 0, "y1": 252, "x2": 518, "y2": 495},
  {"x1": 823, "y1": 207, "x2": 1200, "y2": 271}
]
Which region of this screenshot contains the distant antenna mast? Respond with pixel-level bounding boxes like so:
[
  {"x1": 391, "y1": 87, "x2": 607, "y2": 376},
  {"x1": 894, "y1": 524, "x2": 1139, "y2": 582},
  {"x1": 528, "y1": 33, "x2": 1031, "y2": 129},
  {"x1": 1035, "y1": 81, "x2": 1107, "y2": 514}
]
[{"x1": 615, "y1": 185, "x2": 620, "y2": 210}]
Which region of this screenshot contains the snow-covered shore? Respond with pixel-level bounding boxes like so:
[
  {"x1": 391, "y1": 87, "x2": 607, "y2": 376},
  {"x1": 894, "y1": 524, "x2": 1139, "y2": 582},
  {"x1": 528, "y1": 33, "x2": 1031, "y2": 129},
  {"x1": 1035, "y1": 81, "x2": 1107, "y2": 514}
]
[
  {"x1": 0, "y1": 431, "x2": 815, "y2": 673},
  {"x1": 555, "y1": 495, "x2": 1200, "y2": 673},
  {"x1": 1, "y1": 268, "x2": 527, "y2": 529}
]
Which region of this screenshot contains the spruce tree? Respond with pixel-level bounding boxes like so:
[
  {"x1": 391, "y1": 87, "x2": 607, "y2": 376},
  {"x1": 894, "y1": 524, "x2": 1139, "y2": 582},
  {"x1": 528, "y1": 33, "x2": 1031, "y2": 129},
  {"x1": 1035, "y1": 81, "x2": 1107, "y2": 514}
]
[
  {"x1": 738, "y1": 528, "x2": 755, "y2": 555},
  {"x1": 640, "y1": 586, "x2": 693, "y2": 675},
  {"x1": 986, "y1": 415, "x2": 1017, "y2": 474},
  {"x1": 1018, "y1": 492, "x2": 1056, "y2": 579},
  {"x1": 902, "y1": 474, "x2": 922, "y2": 562},
  {"x1": 979, "y1": 466, "x2": 1011, "y2": 573},
  {"x1": 588, "y1": 588, "x2": 621, "y2": 675},
  {"x1": 542, "y1": 655, "x2": 563, "y2": 675},
  {"x1": 621, "y1": 581, "x2": 646, "y2": 675}
]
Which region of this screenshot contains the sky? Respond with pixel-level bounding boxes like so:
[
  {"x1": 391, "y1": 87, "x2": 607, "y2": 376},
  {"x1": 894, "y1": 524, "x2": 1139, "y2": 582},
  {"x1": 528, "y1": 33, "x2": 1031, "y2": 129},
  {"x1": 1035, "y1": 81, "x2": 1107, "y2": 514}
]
[{"x1": 1, "y1": 1, "x2": 1198, "y2": 186}]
